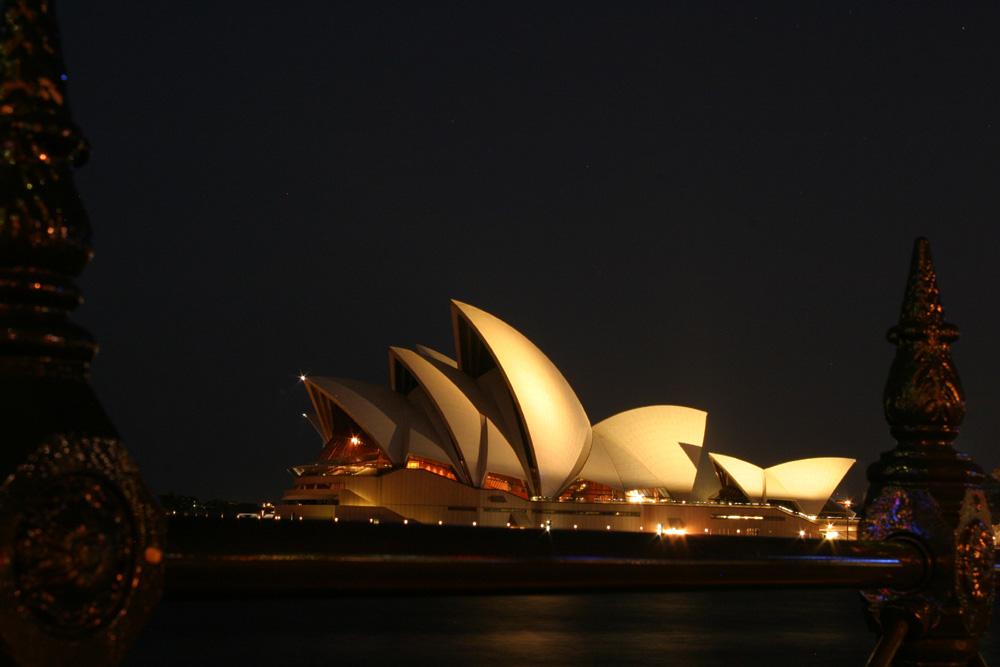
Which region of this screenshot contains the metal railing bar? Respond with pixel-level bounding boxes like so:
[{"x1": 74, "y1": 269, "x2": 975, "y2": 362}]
[{"x1": 865, "y1": 617, "x2": 909, "y2": 667}]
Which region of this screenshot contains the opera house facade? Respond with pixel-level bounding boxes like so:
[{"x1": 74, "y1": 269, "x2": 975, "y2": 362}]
[{"x1": 278, "y1": 301, "x2": 855, "y2": 537}]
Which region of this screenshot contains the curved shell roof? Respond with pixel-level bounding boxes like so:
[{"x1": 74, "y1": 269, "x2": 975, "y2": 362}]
[
  {"x1": 451, "y1": 301, "x2": 592, "y2": 498},
  {"x1": 576, "y1": 435, "x2": 625, "y2": 491},
  {"x1": 390, "y1": 346, "x2": 522, "y2": 485},
  {"x1": 707, "y1": 453, "x2": 765, "y2": 500},
  {"x1": 592, "y1": 406, "x2": 706, "y2": 498},
  {"x1": 707, "y1": 453, "x2": 854, "y2": 515},
  {"x1": 303, "y1": 376, "x2": 454, "y2": 469},
  {"x1": 765, "y1": 457, "x2": 855, "y2": 516},
  {"x1": 297, "y1": 301, "x2": 851, "y2": 516},
  {"x1": 391, "y1": 347, "x2": 484, "y2": 479}
]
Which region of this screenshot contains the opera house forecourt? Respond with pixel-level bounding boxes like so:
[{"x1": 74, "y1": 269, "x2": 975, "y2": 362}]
[{"x1": 278, "y1": 301, "x2": 855, "y2": 538}]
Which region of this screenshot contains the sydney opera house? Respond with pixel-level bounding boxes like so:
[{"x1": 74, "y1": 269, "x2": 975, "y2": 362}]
[{"x1": 278, "y1": 301, "x2": 855, "y2": 537}]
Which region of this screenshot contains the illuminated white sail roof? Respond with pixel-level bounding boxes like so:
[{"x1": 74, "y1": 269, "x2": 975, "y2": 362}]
[
  {"x1": 577, "y1": 435, "x2": 625, "y2": 491},
  {"x1": 415, "y1": 344, "x2": 457, "y2": 368},
  {"x1": 707, "y1": 452, "x2": 854, "y2": 515},
  {"x1": 390, "y1": 346, "x2": 523, "y2": 485},
  {"x1": 765, "y1": 457, "x2": 855, "y2": 515},
  {"x1": 592, "y1": 406, "x2": 706, "y2": 499},
  {"x1": 451, "y1": 300, "x2": 592, "y2": 498},
  {"x1": 707, "y1": 453, "x2": 766, "y2": 500},
  {"x1": 303, "y1": 376, "x2": 453, "y2": 468},
  {"x1": 297, "y1": 301, "x2": 851, "y2": 516}
]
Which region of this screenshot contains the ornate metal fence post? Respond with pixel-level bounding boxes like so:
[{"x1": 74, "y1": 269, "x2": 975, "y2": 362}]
[
  {"x1": 0, "y1": 1, "x2": 164, "y2": 664},
  {"x1": 860, "y1": 238, "x2": 994, "y2": 666}
]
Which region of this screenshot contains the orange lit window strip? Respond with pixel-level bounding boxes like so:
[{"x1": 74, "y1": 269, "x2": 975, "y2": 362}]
[
  {"x1": 559, "y1": 478, "x2": 624, "y2": 502},
  {"x1": 317, "y1": 435, "x2": 390, "y2": 467},
  {"x1": 484, "y1": 472, "x2": 529, "y2": 500},
  {"x1": 405, "y1": 456, "x2": 458, "y2": 481},
  {"x1": 627, "y1": 488, "x2": 671, "y2": 500}
]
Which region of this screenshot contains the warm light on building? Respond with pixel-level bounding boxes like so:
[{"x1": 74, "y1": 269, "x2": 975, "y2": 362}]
[{"x1": 278, "y1": 301, "x2": 856, "y2": 536}]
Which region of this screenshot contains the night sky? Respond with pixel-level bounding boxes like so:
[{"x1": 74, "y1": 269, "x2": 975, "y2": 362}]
[{"x1": 52, "y1": 3, "x2": 1000, "y2": 504}]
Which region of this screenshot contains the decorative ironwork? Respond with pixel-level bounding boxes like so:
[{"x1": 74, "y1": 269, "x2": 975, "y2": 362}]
[
  {"x1": 0, "y1": 436, "x2": 164, "y2": 664},
  {"x1": 13, "y1": 473, "x2": 134, "y2": 634},
  {"x1": 860, "y1": 238, "x2": 994, "y2": 666},
  {"x1": 0, "y1": 1, "x2": 164, "y2": 664},
  {"x1": 0, "y1": 0, "x2": 95, "y2": 378}
]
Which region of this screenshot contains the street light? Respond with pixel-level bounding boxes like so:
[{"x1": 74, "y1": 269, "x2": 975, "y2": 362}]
[{"x1": 841, "y1": 499, "x2": 853, "y2": 540}]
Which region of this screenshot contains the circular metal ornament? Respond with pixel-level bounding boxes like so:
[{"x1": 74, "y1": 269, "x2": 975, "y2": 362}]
[
  {"x1": 12, "y1": 473, "x2": 136, "y2": 635},
  {"x1": 0, "y1": 435, "x2": 164, "y2": 666}
]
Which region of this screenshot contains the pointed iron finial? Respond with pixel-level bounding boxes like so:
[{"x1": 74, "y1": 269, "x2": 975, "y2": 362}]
[
  {"x1": 883, "y1": 237, "x2": 964, "y2": 443},
  {"x1": 862, "y1": 239, "x2": 993, "y2": 664},
  {"x1": 0, "y1": 0, "x2": 95, "y2": 374},
  {"x1": 0, "y1": 3, "x2": 165, "y2": 664}
]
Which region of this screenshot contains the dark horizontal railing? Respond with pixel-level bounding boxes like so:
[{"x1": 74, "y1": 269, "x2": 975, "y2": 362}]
[{"x1": 163, "y1": 517, "x2": 929, "y2": 598}]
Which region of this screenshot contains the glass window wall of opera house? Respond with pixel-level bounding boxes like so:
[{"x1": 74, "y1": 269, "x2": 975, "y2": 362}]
[{"x1": 278, "y1": 301, "x2": 855, "y2": 538}]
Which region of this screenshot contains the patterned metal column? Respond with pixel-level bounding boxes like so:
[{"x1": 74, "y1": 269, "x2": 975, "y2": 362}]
[
  {"x1": 0, "y1": 1, "x2": 163, "y2": 664},
  {"x1": 860, "y1": 238, "x2": 994, "y2": 666}
]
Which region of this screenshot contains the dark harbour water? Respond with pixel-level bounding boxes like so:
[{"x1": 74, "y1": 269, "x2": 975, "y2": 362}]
[{"x1": 125, "y1": 590, "x2": 1000, "y2": 666}]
